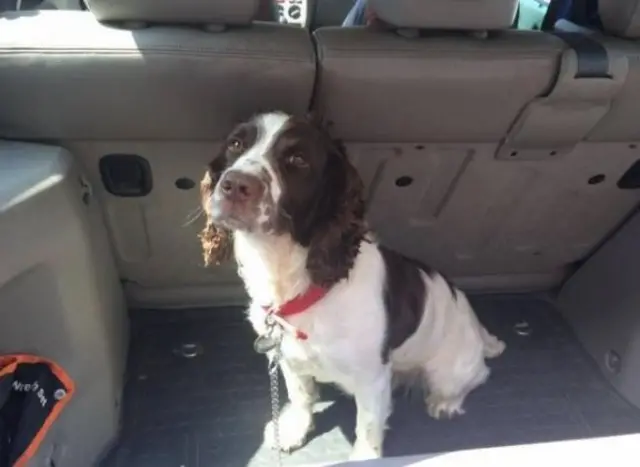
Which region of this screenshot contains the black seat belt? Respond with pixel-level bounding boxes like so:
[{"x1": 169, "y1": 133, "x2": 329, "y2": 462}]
[
  {"x1": 541, "y1": 0, "x2": 565, "y2": 31},
  {"x1": 552, "y1": 31, "x2": 610, "y2": 79}
]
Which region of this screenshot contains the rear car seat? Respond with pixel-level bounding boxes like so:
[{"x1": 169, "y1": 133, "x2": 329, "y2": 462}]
[
  {"x1": 559, "y1": 0, "x2": 640, "y2": 415},
  {"x1": 0, "y1": 0, "x2": 316, "y2": 308},
  {"x1": 587, "y1": 0, "x2": 640, "y2": 141},
  {"x1": 313, "y1": 0, "x2": 640, "y2": 292}
]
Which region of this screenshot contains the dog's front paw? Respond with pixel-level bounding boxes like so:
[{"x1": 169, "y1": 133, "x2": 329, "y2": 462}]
[
  {"x1": 264, "y1": 404, "x2": 314, "y2": 453},
  {"x1": 349, "y1": 439, "x2": 382, "y2": 461}
]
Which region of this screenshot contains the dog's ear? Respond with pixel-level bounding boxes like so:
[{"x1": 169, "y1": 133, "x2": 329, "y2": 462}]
[
  {"x1": 199, "y1": 156, "x2": 233, "y2": 266},
  {"x1": 305, "y1": 131, "x2": 367, "y2": 287}
]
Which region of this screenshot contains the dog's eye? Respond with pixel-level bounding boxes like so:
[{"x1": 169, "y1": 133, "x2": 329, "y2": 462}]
[
  {"x1": 286, "y1": 153, "x2": 308, "y2": 169},
  {"x1": 227, "y1": 138, "x2": 243, "y2": 152}
]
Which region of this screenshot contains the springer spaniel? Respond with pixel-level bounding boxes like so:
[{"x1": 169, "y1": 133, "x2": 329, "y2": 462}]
[{"x1": 199, "y1": 112, "x2": 505, "y2": 460}]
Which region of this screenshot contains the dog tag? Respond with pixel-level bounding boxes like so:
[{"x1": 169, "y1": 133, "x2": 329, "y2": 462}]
[{"x1": 253, "y1": 334, "x2": 278, "y2": 354}]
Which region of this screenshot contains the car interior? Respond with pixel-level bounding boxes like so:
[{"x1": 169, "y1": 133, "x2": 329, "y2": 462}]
[{"x1": 2, "y1": 0, "x2": 640, "y2": 465}]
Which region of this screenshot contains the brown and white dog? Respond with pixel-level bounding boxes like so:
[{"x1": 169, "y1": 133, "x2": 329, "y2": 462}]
[{"x1": 199, "y1": 112, "x2": 505, "y2": 460}]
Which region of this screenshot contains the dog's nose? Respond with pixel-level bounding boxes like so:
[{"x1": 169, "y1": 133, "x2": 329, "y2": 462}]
[{"x1": 219, "y1": 170, "x2": 264, "y2": 203}]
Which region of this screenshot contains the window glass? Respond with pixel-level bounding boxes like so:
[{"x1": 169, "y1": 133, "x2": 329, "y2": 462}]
[{"x1": 516, "y1": 0, "x2": 551, "y2": 30}]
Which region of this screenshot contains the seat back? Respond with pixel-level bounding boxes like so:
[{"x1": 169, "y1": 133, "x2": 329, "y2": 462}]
[
  {"x1": 0, "y1": 0, "x2": 316, "y2": 306},
  {"x1": 559, "y1": 0, "x2": 640, "y2": 398},
  {"x1": 313, "y1": 0, "x2": 640, "y2": 291},
  {"x1": 588, "y1": 0, "x2": 640, "y2": 141}
]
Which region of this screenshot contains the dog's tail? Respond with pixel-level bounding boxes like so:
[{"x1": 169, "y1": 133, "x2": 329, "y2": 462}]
[
  {"x1": 451, "y1": 284, "x2": 506, "y2": 360},
  {"x1": 480, "y1": 326, "x2": 506, "y2": 359}
]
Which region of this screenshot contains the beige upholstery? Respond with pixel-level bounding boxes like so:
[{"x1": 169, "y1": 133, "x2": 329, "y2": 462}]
[
  {"x1": 314, "y1": 29, "x2": 563, "y2": 143},
  {"x1": 0, "y1": 8, "x2": 314, "y2": 306},
  {"x1": 559, "y1": 209, "x2": 640, "y2": 410},
  {"x1": 587, "y1": 10, "x2": 640, "y2": 142},
  {"x1": 86, "y1": 0, "x2": 259, "y2": 25},
  {"x1": 600, "y1": 0, "x2": 640, "y2": 38},
  {"x1": 0, "y1": 142, "x2": 128, "y2": 466},
  {"x1": 369, "y1": 0, "x2": 519, "y2": 30},
  {"x1": 0, "y1": 12, "x2": 315, "y2": 140},
  {"x1": 314, "y1": 3, "x2": 640, "y2": 291},
  {"x1": 67, "y1": 139, "x2": 248, "y2": 307},
  {"x1": 2, "y1": 0, "x2": 640, "y2": 307}
]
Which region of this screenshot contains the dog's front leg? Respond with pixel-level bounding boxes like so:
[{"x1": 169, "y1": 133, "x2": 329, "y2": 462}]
[
  {"x1": 264, "y1": 358, "x2": 317, "y2": 452},
  {"x1": 350, "y1": 365, "x2": 392, "y2": 460}
]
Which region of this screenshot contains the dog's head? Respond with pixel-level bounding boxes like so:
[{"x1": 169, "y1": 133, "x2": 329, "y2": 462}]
[{"x1": 199, "y1": 112, "x2": 367, "y2": 286}]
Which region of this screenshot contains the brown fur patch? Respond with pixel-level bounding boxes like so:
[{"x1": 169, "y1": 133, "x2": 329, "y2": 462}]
[
  {"x1": 300, "y1": 133, "x2": 367, "y2": 287},
  {"x1": 199, "y1": 160, "x2": 233, "y2": 266}
]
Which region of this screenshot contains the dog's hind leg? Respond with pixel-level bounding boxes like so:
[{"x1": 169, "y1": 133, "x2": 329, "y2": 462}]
[
  {"x1": 425, "y1": 361, "x2": 489, "y2": 419},
  {"x1": 421, "y1": 289, "x2": 502, "y2": 418}
]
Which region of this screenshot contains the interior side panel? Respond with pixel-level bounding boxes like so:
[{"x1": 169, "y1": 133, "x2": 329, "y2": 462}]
[
  {"x1": 67, "y1": 141, "x2": 247, "y2": 307},
  {"x1": 0, "y1": 142, "x2": 128, "y2": 466},
  {"x1": 559, "y1": 208, "x2": 640, "y2": 410}
]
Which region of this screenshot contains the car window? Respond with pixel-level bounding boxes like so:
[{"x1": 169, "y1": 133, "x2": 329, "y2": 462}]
[{"x1": 515, "y1": 0, "x2": 551, "y2": 30}]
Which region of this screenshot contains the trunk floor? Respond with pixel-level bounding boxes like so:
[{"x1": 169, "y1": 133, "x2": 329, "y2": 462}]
[{"x1": 102, "y1": 295, "x2": 640, "y2": 467}]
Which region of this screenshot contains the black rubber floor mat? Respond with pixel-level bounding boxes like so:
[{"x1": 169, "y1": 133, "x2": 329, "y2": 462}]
[{"x1": 101, "y1": 295, "x2": 640, "y2": 467}]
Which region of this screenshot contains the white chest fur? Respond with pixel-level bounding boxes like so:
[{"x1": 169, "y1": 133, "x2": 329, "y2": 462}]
[
  {"x1": 238, "y1": 234, "x2": 390, "y2": 396},
  {"x1": 247, "y1": 304, "x2": 349, "y2": 387},
  {"x1": 246, "y1": 276, "x2": 387, "y2": 395}
]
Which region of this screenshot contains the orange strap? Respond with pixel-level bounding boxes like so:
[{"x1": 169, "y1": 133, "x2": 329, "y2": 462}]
[{"x1": 0, "y1": 354, "x2": 75, "y2": 467}]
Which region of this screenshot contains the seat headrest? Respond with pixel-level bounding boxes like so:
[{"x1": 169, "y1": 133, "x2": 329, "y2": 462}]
[
  {"x1": 369, "y1": 0, "x2": 519, "y2": 30},
  {"x1": 599, "y1": 0, "x2": 640, "y2": 38},
  {"x1": 86, "y1": 0, "x2": 259, "y2": 25}
]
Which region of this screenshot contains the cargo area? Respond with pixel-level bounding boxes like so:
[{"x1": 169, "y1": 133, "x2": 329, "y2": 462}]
[
  {"x1": 3, "y1": 139, "x2": 638, "y2": 467},
  {"x1": 4, "y1": 0, "x2": 640, "y2": 466},
  {"x1": 100, "y1": 296, "x2": 640, "y2": 467}
]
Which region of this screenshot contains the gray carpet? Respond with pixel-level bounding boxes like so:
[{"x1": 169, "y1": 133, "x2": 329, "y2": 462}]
[{"x1": 101, "y1": 295, "x2": 640, "y2": 467}]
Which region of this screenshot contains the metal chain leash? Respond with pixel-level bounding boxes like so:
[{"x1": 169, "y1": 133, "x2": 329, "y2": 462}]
[
  {"x1": 268, "y1": 338, "x2": 283, "y2": 467},
  {"x1": 254, "y1": 313, "x2": 284, "y2": 467}
]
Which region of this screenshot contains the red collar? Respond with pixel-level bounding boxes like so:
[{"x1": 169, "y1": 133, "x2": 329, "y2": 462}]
[
  {"x1": 267, "y1": 285, "x2": 328, "y2": 317},
  {"x1": 262, "y1": 285, "x2": 328, "y2": 340}
]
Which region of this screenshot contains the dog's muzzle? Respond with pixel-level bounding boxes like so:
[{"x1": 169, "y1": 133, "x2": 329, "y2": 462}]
[{"x1": 211, "y1": 170, "x2": 268, "y2": 231}]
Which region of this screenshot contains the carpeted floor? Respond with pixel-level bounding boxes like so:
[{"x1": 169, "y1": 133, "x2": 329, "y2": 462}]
[{"x1": 101, "y1": 295, "x2": 640, "y2": 467}]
